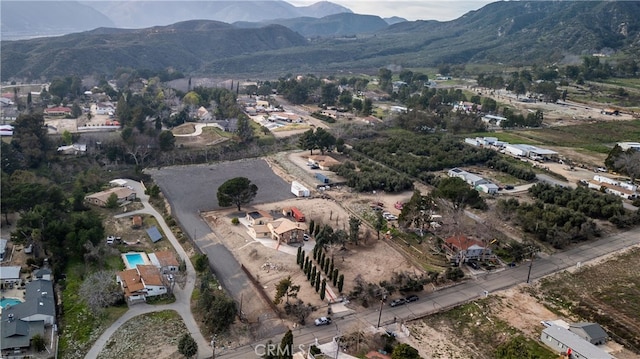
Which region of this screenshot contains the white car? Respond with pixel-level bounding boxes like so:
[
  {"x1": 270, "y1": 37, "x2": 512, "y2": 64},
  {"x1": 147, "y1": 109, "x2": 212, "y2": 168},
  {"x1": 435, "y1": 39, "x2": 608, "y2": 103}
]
[
  {"x1": 106, "y1": 235, "x2": 115, "y2": 245},
  {"x1": 314, "y1": 317, "x2": 332, "y2": 326}
]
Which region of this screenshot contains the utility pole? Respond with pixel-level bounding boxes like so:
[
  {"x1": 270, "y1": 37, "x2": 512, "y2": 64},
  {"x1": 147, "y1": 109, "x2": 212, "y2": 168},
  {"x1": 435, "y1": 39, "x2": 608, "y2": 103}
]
[
  {"x1": 211, "y1": 335, "x2": 216, "y2": 359},
  {"x1": 526, "y1": 247, "x2": 536, "y2": 284},
  {"x1": 376, "y1": 295, "x2": 387, "y2": 328}
]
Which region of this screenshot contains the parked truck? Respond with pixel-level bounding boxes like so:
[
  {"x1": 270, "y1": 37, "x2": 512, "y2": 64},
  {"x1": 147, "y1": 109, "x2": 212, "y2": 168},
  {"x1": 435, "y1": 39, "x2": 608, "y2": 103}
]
[
  {"x1": 315, "y1": 173, "x2": 330, "y2": 184},
  {"x1": 291, "y1": 207, "x2": 305, "y2": 222}
]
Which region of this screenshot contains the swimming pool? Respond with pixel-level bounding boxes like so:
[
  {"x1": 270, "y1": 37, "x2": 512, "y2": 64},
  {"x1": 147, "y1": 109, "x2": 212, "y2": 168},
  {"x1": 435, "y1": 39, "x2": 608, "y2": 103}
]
[
  {"x1": 0, "y1": 297, "x2": 23, "y2": 309},
  {"x1": 123, "y1": 252, "x2": 149, "y2": 269}
]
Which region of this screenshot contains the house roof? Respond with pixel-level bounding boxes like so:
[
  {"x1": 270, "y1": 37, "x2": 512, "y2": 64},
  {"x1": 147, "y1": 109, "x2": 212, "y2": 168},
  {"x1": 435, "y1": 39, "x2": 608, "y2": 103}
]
[
  {"x1": 146, "y1": 226, "x2": 163, "y2": 243},
  {"x1": 153, "y1": 251, "x2": 179, "y2": 267},
  {"x1": 542, "y1": 325, "x2": 612, "y2": 359},
  {"x1": 0, "y1": 320, "x2": 44, "y2": 350},
  {"x1": 445, "y1": 235, "x2": 484, "y2": 251},
  {"x1": 44, "y1": 106, "x2": 72, "y2": 113},
  {"x1": 569, "y1": 322, "x2": 608, "y2": 340},
  {"x1": 247, "y1": 210, "x2": 273, "y2": 220},
  {"x1": 85, "y1": 187, "x2": 135, "y2": 203},
  {"x1": 308, "y1": 155, "x2": 340, "y2": 166},
  {"x1": 0, "y1": 266, "x2": 21, "y2": 279},
  {"x1": 268, "y1": 218, "x2": 307, "y2": 235},
  {"x1": 118, "y1": 268, "x2": 146, "y2": 294},
  {"x1": 137, "y1": 265, "x2": 164, "y2": 286},
  {"x1": 588, "y1": 181, "x2": 636, "y2": 195},
  {"x1": 2, "y1": 279, "x2": 55, "y2": 325},
  {"x1": 0, "y1": 238, "x2": 7, "y2": 254},
  {"x1": 33, "y1": 268, "x2": 51, "y2": 278}
]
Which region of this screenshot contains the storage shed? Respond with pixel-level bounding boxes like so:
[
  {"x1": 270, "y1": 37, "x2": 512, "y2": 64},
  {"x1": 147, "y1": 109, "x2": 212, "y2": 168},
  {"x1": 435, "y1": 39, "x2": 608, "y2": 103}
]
[{"x1": 291, "y1": 181, "x2": 310, "y2": 197}]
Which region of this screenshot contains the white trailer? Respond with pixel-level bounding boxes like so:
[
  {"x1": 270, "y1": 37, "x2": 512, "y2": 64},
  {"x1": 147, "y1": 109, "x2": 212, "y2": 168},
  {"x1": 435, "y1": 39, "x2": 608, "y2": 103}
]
[{"x1": 291, "y1": 181, "x2": 310, "y2": 197}]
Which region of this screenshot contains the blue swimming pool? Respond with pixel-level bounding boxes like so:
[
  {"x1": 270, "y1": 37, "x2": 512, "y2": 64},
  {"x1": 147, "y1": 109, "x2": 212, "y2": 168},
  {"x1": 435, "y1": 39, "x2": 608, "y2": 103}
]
[
  {"x1": 0, "y1": 297, "x2": 23, "y2": 309},
  {"x1": 124, "y1": 253, "x2": 145, "y2": 268}
]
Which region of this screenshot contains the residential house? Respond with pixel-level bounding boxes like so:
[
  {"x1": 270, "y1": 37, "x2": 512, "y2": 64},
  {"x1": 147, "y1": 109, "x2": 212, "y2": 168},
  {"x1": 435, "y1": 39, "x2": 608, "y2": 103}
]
[
  {"x1": 196, "y1": 106, "x2": 212, "y2": 121},
  {"x1": 0, "y1": 266, "x2": 21, "y2": 284},
  {"x1": 94, "y1": 102, "x2": 115, "y2": 116},
  {"x1": 84, "y1": 187, "x2": 136, "y2": 207},
  {"x1": 43, "y1": 106, "x2": 72, "y2": 117},
  {"x1": 0, "y1": 238, "x2": 7, "y2": 261},
  {"x1": 56, "y1": 143, "x2": 87, "y2": 155},
  {"x1": 477, "y1": 183, "x2": 499, "y2": 194},
  {"x1": 307, "y1": 155, "x2": 341, "y2": 170},
  {"x1": 267, "y1": 218, "x2": 307, "y2": 244},
  {"x1": 617, "y1": 142, "x2": 640, "y2": 152},
  {"x1": 246, "y1": 210, "x2": 274, "y2": 226},
  {"x1": 447, "y1": 168, "x2": 488, "y2": 187},
  {"x1": 148, "y1": 251, "x2": 180, "y2": 274},
  {"x1": 116, "y1": 265, "x2": 167, "y2": 303},
  {"x1": 569, "y1": 323, "x2": 608, "y2": 345},
  {"x1": 444, "y1": 235, "x2": 491, "y2": 263},
  {"x1": 33, "y1": 268, "x2": 52, "y2": 281},
  {"x1": 540, "y1": 325, "x2": 613, "y2": 359},
  {"x1": 481, "y1": 114, "x2": 506, "y2": 127},
  {"x1": 588, "y1": 180, "x2": 637, "y2": 200},
  {"x1": 1, "y1": 278, "x2": 55, "y2": 352}
]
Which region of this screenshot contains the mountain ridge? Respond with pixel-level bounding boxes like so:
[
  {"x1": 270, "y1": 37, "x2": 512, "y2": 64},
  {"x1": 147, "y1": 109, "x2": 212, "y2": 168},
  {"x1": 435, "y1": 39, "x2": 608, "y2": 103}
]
[{"x1": 2, "y1": 1, "x2": 639, "y2": 81}]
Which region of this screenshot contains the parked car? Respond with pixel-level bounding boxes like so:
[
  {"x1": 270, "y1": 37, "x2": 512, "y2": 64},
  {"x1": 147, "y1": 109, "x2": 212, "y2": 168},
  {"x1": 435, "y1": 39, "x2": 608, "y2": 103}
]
[
  {"x1": 310, "y1": 164, "x2": 320, "y2": 169},
  {"x1": 405, "y1": 295, "x2": 419, "y2": 303},
  {"x1": 106, "y1": 235, "x2": 115, "y2": 245},
  {"x1": 467, "y1": 261, "x2": 480, "y2": 270},
  {"x1": 389, "y1": 298, "x2": 406, "y2": 307},
  {"x1": 505, "y1": 185, "x2": 514, "y2": 190},
  {"x1": 314, "y1": 317, "x2": 332, "y2": 326},
  {"x1": 303, "y1": 234, "x2": 311, "y2": 241}
]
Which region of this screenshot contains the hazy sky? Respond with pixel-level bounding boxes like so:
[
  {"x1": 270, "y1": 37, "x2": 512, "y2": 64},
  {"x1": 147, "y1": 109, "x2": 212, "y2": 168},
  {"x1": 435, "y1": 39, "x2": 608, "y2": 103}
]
[{"x1": 288, "y1": 0, "x2": 496, "y2": 21}]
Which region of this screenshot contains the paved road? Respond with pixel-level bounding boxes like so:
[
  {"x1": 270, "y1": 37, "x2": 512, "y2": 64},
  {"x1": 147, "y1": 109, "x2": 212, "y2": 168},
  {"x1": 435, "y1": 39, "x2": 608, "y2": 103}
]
[
  {"x1": 218, "y1": 225, "x2": 640, "y2": 358},
  {"x1": 84, "y1": 180, "x2": 210, "y2": 359}
]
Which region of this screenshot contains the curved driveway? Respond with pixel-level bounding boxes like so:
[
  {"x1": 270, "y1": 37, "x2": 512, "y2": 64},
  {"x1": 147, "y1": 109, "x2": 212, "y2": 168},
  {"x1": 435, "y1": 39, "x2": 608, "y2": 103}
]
[
  {"x1": 85, "y1": 180, "x2": 210, "y2": 359},
  {"x1": 173, "y1": 123, "x2": 223, "y2": 137}
]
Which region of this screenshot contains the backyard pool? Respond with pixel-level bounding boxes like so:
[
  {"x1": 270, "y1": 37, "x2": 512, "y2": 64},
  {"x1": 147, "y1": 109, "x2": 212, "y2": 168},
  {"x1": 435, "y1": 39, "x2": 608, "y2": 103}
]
[
  {"x1": 122, "y1": 252, "x2": 150, "y2": 269},
  {"x1": 0, "y1": 297, "x2": 23, "y2": 309}
]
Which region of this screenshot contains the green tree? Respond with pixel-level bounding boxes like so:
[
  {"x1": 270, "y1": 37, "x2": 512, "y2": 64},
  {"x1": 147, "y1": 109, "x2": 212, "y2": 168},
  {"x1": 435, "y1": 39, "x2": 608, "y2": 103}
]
[
  {"x1": 320, "y1": 279, "x2": 327, "y2": 300},
  {"x1": 298, "y1": 129, "x2": 317, "y2": 154},
  {"x1": 321, "y1": 83, "x2": 340, "y2": 106},
  {"x1": 435, "y1": 177, "x2": 486, "y2": 210},
  {"x1": 236, "y1": 116, "x2": 254, "y2": 143},
  {"x1": 178, "y1": 333, "x2": 198, "y2": 358},
  {"x1": 159, "y1": 130, "x2": 176, "y2": 151},
  {"x1": 314, "y1": 128, "x2": 336, "y2": 155},
  {"x1": 105, "y1": 193, "x2": 119, "y2": 208},
  {"x1": 337, "y1": 274, "x2": 344, "y2": 293},
  {"x1": 392, "y1": 343, "x2": 421, "y2": 359},
  {"x1": 194, "y1": 254, "x2": 209, "y2": 272},
  {"x1": 273, "y1": 276, "x2": 300, "y2": 304},
  {"x1": 279, "y1": 329, "x2": 294, "y2": 359},
  {"x1": 204, "y1": 295, "x2": 237, "y2": 333},
  {"x1": 217, "y1": 177, "x2": 258, "y2": 211},
  {"x1": 11, "y1": 113, "x2": 49, "y2": 168},
  {"x1": 374, "y1": 210, "x2": 385, "y2": 240},
  {"x1": 31, "y1": 334, "x2": 46, "y2": 352},
  {"x1": 315, "y1": 272, "x2": 321, "y2": 292},
  {"x1": 62, "y1": 130, "x2": 73, "y2": 145},
  {"x1": 348, "y1": 215, "x2": 361, "y2": 245}
]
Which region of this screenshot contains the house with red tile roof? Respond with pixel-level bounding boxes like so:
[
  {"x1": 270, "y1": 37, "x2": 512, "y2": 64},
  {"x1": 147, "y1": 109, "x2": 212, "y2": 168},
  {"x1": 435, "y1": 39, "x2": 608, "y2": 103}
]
[
  {"x1": 444, "y1": 235, "x2": 492, "y2": 263},
  {"x1": 43, "y1": 106, "x2": 72, "y2": 117},
  {"x1": 116, "y1": 265, "x2": 167, "y2": 303}
]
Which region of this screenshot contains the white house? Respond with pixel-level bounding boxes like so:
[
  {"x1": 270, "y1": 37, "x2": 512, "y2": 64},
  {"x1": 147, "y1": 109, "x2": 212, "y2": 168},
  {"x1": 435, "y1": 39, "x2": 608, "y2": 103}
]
[
  {"x1": 0, "y1": 266, "x2": 21, "y2": 284},
  {"x1": 148, "y1": 251, "x2": 180, "y2": 274},
  {"x1": 540, "y1": 325, "x2": 613, "y2": 359},
  {"x1": 504, "y1": 144, "x2": 530, "y2": 157},
  {"x1": 481, "y1": 114, "x2": 507, "y2": 127},
  {"x1": 477, "y1": 183, "x2": 499, "y2": 194},
  {"x1": 618, "y1": 142, "x2": 640, "y2": 151},
  {"x1": 117, "y1": 265, "x2": 167, "y2": 303}
]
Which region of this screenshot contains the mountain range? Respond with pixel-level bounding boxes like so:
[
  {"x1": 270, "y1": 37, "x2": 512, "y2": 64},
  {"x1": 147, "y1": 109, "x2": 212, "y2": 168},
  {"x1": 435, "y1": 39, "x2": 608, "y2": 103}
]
[
  {"x1": 2, "y1": 1, "x2": 639, "y2": 81},
  {"x1": 1, "y1": 0, "x2": 366, "y2": 40}
]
